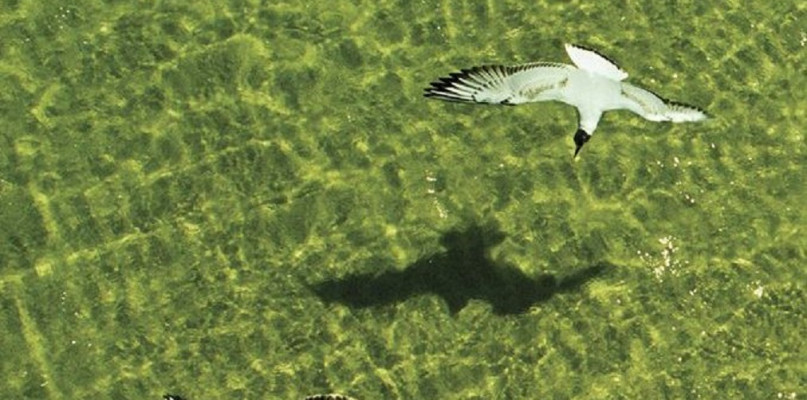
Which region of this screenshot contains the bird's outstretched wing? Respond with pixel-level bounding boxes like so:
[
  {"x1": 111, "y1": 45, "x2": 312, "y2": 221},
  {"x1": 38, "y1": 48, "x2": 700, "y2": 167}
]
[
  {"x1": 564, "y1": 43, "x2": 628, "y2": 81},
  {"x1": 619, "y1": 82, "x2": 708, "y2": 122},
  {"x1": 424, "y1": 62, "x2": 574, "y2": 105}
]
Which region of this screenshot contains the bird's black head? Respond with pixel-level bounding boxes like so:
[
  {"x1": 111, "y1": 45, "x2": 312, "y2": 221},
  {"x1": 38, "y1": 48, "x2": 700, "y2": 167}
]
[{"x1": 573, "y1": 129, "x2": 591, "y2": 158}]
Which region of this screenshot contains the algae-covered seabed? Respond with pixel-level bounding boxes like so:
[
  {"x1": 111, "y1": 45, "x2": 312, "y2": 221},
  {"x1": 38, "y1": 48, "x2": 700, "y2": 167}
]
[{"x1": 1, "y1": 0, "x2": 805, "y2": 398}]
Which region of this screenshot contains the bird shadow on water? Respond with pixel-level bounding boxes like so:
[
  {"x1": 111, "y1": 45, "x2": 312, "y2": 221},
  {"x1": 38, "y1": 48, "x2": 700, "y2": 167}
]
[{"x1": 311, "y1": 222, "x2": 614, "y2": 315}]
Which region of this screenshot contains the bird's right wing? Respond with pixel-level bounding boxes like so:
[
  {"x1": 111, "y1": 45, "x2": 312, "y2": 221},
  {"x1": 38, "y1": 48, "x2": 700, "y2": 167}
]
[
  {"x1": 620, "y1": 82, "x2": 708, "y2": 122},
  {"x1": 424, "y1": 62, "x2": 574, "y2": 105},
  {"x1": 564, "y1": 43, "x2": 628, "y2": 81}
]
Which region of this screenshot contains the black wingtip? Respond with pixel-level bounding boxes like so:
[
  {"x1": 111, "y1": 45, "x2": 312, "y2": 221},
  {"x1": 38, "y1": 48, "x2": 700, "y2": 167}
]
[
  {"x1": 667, "y1": 100, "x2": 710, "y2": 118},
  {"x1": 567, "y1": 43, "x2": 623, "y2": 70}
]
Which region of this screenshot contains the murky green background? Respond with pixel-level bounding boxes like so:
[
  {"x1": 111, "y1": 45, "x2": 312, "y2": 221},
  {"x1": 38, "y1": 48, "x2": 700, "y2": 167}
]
[{"x1": 1, "y1": 0, "x2": 805, "y2": 399}]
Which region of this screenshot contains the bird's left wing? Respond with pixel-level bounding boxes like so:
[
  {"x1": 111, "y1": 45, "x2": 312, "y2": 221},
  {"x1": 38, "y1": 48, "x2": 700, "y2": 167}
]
[
  {"x1": 620, "y1": 82, "x2": 708, "y2": 122},
  {"x1": 424, "y1": 62, "x2": 574, "y2": 105}
]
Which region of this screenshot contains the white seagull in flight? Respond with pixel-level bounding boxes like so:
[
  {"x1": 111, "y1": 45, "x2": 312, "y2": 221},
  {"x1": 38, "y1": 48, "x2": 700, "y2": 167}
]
[{"x1": 424, "y1": 43, "x2": 708, "y2": 157}]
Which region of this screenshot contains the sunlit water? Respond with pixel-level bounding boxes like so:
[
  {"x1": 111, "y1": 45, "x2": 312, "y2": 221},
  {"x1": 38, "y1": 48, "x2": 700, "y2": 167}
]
[{"x1": 1, "y1": 1, "x2": 805, "y2": 399}]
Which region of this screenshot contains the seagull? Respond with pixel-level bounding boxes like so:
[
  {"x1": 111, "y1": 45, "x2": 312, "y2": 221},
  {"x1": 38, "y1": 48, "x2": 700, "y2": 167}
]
[{"x1": 424, "y1": 43, "x2": 708, "y2": 157}]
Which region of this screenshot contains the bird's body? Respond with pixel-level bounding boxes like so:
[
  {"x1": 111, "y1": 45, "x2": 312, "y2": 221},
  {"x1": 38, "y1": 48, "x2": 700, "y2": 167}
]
[{"x1": 424, "y1": 43, "x2": 708, "y2": 156}]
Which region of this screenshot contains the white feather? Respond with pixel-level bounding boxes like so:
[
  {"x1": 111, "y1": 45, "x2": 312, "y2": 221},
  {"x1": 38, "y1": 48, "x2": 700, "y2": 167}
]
[{"x1": 564, "y1": 43, "x2": 628, "y2": 81}]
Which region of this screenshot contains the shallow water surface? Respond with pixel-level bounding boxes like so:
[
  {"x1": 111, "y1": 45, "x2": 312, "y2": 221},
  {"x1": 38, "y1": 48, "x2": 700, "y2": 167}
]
[{"x1": 1, "y1": 1, "x2": 805, "y2": 398}]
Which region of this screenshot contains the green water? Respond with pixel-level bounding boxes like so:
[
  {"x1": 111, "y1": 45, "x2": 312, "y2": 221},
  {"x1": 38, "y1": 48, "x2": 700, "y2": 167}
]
[{"x1": 1, "y1": 0, "x2": 805, "y2": 398}]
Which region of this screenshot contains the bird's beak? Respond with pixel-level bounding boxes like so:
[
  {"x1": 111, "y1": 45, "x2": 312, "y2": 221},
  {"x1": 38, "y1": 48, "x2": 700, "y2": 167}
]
[{"x1": 573, "y1": 129, "x2": 590, "y2": 158}]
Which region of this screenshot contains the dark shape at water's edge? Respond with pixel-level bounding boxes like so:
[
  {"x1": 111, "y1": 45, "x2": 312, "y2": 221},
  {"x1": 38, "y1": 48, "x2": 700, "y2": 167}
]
[{"x1": 311, "y1": 222, "x2": 613, "y2": 315}]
